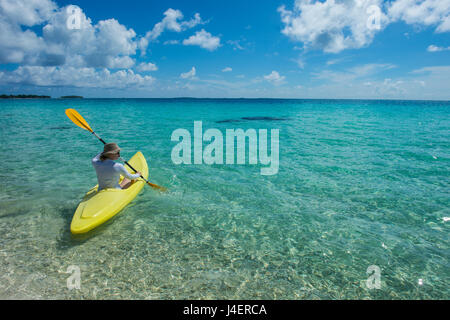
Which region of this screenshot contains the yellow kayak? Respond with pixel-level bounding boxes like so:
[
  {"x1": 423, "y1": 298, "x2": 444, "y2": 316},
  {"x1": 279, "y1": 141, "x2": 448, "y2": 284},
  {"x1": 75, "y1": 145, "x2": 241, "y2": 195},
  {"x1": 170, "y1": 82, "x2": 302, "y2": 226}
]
[{"x1": 70, "y1": 151, "x2": 149, "y2": 234}]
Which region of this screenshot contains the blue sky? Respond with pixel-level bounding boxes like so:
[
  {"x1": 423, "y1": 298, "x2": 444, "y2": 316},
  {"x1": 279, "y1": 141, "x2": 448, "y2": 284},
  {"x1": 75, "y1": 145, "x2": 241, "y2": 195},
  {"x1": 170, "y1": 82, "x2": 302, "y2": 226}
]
[{"x1": 0, "y1": 0, "x2": 449, "y2": 99}]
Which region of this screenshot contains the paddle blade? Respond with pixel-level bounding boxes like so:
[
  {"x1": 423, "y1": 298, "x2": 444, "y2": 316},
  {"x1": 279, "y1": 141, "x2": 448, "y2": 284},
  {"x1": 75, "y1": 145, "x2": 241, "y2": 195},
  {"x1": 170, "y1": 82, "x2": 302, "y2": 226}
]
[
  {"x1": 146, "y1": 181, "x2": 167, "y2": 192},
  {"x1": 65, "y1": 108, "x2": 93, "y2": 132}
]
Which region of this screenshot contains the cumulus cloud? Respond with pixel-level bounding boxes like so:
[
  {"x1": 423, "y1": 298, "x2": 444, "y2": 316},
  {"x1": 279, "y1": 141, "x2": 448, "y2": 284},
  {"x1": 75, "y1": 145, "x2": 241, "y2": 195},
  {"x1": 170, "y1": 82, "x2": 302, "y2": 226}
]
[
  {"x1": 0, "y1": 0, "x2": 56, "y2": 64},
  {"x1": 183, "y1": 29, "x2": 221, "y2": 51},
  {"x1": 137, "y1": 62, "x2": 158, "y2": 72},
  {"x1": 180, "y1": 67, "x2": 196, "y2": 79},
  {"x1": 0, "y1": 66, "x2": 155, "y2": 88},
  {"x1": 222, "y1": 67, "x2": 232, "y2": 72},
  {"x1": 278, "y1": 0, "x2": 388, "y2": 53},
  {"x1": 279, "y1": 0, "x2": 450, "y2": 53},
  {"x1": 181, "y1": 13, "x2": 204, "y2": 29},
  {"x1": 140, "y1": 9, "x2": 205, "y2": 53},
  {"x1": 43, "y1": 7, "x2": 138, "y2": 69},
  {"x1": 388, "y1": 0, "x2": 450, "y2": 33},
  {"x1": 0, "y1": 0, "x2": 57, "y2": 26},
  {"x1": 145, "y1": 9, "x2": 182, "y2": 41},
  {"x1": 0, "y1": 1, "x2": 160, "y2": 91},
  {"x1": 263, "y1": 71, "x2": 285, "y2": 85},
  {"x1": 0, "y1": 2, "x2": 139, "y2": 69},
  {"x1": 0, "y1": 18, "x2": 46, "y2": 64}
]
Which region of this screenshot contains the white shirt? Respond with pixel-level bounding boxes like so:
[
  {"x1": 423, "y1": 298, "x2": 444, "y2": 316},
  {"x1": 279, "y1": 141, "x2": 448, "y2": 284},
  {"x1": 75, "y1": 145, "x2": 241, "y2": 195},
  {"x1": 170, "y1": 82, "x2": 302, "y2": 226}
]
[{"x1": 92, "y1": 153, "x2": 141, "y2": 190}]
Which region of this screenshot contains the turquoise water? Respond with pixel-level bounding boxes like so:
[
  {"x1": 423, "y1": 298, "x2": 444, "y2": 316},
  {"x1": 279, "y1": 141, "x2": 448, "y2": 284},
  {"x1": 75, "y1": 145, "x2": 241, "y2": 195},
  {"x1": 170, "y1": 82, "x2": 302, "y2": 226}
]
[{"x1": 0, "y1": 98, "x2": 448, "y2": 299}]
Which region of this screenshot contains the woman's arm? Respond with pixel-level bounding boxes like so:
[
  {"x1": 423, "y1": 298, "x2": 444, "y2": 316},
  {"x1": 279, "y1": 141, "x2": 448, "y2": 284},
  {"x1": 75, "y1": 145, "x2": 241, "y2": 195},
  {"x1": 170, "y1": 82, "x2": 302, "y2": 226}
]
[{"x1": 116, "y1": 163, "x2": 141, "y2": 180}]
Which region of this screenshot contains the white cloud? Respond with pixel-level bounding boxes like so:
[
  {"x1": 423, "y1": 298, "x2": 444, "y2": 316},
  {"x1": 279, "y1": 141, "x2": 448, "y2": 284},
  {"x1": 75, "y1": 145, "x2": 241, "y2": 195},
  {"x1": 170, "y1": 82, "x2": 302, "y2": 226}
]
[
  {"x1": 313, "y1": 63, "x2": 396, "y2": 82},
  {"x1": 278, "y1": 0, "x2": 388, "y2": 53},
  {"x1": 93, "y1": 19, "x2": 137, "y2": 59},
  {"x1": 0, "y1": 5, "x2": 207, "y2": 67},
  {"x1": 0, "y1": 2, "x2": 157, "y2": 90},
  {"x1": 106, "y1": 56, "x2": 135, "y2": 69},
  {"x1": 0, "y1": 17, "x2": 46, "y2": 64},
  {"x1": 427, "y1": 44, "x2": 450, "y2": 52},
  {"x1": 141, "y1": 9, "x2": 205, "y2": 52},
  {"x1": 0, "y1": 3, "x2": 139, "y2": 69},
  {"x1": 0, "y1": 0, "x2": 57, "y2": 26},
  {"x1": 43, "y1": 8, "x2": 138, "y2": 68},
  {"x1": 0, "y1": 66, "x2": 155, "y2": 88},
  {"x1": 0, "y1": 0, "x2": 57, "y2": 64},
  {"x1": 327, "y1": 58, "x2": 346, "y2": 65},
  {"x1": 351, "y1": 63, "x2": 396, "y2": 76},
  {"x1": 279, "y1": 0, "x2": 450, "y2": 53},
  {"x1": 411, "y1": 65, "x2": 450, "y2": 75},
  {"x1": 163, "y1": 39, "x2": 180, "y2": 45},
  {"x1": 227, "y1": 40, "x2": 244, "y2": 50},
  {"x1": 388, "y1": 0, "x2": 450, "y2": 33},
  {"x1": 137, "y1": 62, "x2": 158, "y2": 72},
  {"x1": 222, "y1": 67, "x2": 232, "y2": 72},
  {"x1": 183, "y1": 29, "x2": 221, "y2": 51},
  {"x1": 145, "y1": 8, "x2": 183, "y2": 41},
  {"x1": 263, "y1": 71, "x2": 285, "y2": 85},
  {"x1": 181, "y1": 13, "x2": 204, "y2": 29},
  {"x1": 407, "y1": 66, "x2": 450, "y2": 99},
  {"x1": 298, "y1": 64, "x2": 450, "y2": 100},
  {"x1": 292, "y1": 57, "x2": 305, "y2": 69},
  {"x1": 380, "y1": 78, "x2": 406, "y2": 94},
  {"x1": 180, "y1": 66, "x2": 196, "y2": 79}
]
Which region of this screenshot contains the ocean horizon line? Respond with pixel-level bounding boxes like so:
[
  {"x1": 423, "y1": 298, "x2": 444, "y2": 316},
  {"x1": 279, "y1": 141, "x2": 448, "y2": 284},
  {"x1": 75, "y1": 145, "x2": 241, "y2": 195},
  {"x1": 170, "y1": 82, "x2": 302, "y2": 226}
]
[{"x1": 2, "y1": 96, "x2": 449, "y2": 102}]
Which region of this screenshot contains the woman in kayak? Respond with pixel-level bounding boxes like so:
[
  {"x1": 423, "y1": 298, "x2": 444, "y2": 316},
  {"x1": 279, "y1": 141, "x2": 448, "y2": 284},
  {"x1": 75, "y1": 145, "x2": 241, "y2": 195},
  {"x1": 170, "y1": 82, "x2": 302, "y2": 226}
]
[{"x1": 92, "y1": 143, "x2": 142, "y2": 190}]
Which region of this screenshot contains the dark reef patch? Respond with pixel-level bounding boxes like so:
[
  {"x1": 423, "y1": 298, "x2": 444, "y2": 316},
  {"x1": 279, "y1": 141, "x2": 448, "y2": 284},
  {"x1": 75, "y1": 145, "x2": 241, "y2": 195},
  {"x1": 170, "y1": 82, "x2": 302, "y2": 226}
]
[
  {"x1": 50, "y1": 126, "x2": 73, "y2": 130},
  {"x1": 216, "y1": 116, "x2": 290, "y2": 123}
]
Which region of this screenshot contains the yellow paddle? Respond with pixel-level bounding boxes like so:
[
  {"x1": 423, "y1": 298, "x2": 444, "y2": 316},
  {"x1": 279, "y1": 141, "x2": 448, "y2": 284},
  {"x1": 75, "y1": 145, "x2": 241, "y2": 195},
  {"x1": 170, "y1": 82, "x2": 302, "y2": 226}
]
[{"x1": 65, "y1": 108, "x2": 167, "y2": 192}]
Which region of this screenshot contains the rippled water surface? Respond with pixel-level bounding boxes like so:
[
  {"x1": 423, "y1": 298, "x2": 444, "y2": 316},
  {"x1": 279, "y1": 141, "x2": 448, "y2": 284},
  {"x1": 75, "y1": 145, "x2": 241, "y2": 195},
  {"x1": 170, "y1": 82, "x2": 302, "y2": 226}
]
[{"x1": 0, "y1": 98, "x2": 449, "y2": 299}]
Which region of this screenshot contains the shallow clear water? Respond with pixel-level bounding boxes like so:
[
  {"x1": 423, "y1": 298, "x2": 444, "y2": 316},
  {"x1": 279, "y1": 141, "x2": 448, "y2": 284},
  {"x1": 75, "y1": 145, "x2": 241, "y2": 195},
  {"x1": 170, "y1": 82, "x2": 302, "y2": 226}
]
[{"x1": 0, "y1": 98, "x2": 449, "y2": 299}]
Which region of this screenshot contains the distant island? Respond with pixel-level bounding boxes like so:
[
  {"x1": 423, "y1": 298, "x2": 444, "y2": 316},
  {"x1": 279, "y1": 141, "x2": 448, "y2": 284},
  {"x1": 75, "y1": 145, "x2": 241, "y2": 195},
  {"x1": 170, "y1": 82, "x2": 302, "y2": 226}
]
[
  {"x1": 60, "y1": 95, "x2": 84, "y2": 99},
  {"x1": 0, "y1": 94, "x2": 51, "y2": 99}
]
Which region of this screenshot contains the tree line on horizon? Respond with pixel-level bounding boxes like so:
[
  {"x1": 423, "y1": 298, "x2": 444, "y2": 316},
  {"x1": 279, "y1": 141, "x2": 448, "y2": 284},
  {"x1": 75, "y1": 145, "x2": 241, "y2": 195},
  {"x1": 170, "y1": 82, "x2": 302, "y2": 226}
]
[{"x1": 0, "y1": 95, "x2": 83, "y2": 99}]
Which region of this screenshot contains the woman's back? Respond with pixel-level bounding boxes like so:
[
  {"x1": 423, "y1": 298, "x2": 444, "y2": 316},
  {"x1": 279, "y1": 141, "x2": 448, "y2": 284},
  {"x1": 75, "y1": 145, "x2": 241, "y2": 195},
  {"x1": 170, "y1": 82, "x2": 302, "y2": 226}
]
[{"x1": 92, "y1": 153, "x2": 122, "y2": 190}]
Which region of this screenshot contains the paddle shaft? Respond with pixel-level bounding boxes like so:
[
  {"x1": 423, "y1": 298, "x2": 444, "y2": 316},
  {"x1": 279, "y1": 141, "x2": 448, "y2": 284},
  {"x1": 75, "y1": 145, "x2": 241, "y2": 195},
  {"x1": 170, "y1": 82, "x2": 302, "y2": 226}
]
[{"x1": 92, "y1": 131, "x2": 107, "y2": 145}]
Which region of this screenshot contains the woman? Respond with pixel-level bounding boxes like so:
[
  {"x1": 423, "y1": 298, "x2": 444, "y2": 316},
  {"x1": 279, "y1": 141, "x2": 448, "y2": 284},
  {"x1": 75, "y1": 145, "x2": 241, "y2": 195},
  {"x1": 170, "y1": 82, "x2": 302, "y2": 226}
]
[{"x1": 92, "y1": 143, "x2": 142, "y2": 190}]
